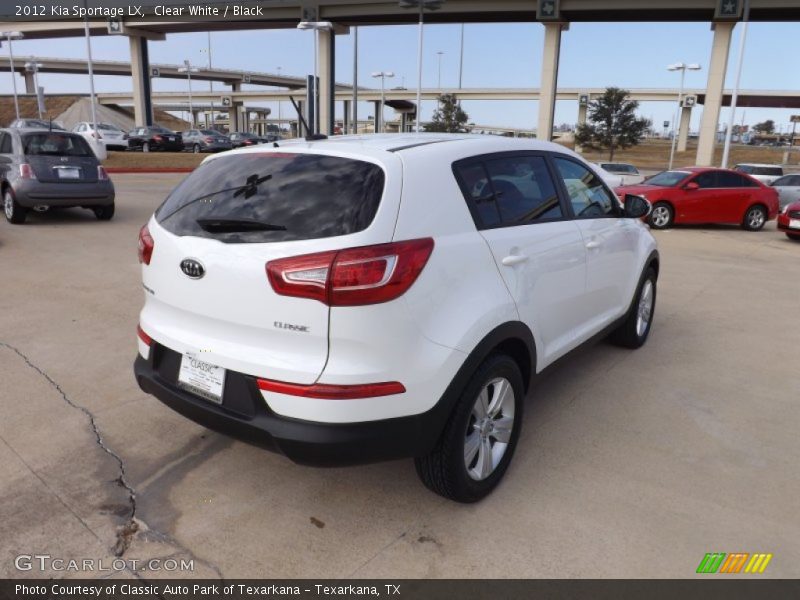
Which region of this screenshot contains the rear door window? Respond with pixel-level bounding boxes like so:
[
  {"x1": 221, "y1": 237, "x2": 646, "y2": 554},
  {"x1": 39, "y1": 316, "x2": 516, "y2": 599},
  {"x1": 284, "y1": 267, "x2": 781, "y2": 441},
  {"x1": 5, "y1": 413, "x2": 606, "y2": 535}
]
[
  {"x1": 693, "y1": 172, "x2": 718, "y2": 188},
  {"x1": 156, "y1": 153, "x2": 386, "y2": 244},
  {"x1": 718, "y1": 171, "x2": 756, "y2": 187},
  {"x1": 484, "y1": 155, "x2": 563, "y2": 224},
  {"x1": 0, "y1": 133, "x2": 12, "y2": 154},
  {"x1": 22, "y1": 133, "x2": 94, "y2": 157}
]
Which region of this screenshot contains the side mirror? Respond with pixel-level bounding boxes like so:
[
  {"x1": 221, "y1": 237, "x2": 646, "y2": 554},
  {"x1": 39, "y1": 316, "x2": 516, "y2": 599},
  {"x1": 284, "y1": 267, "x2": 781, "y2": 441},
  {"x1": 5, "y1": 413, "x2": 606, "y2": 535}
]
[
  {"x1": 684, "y1": 181, "x2": 700, "y2": 191},
  {"x1": 624, "y1": 194, "x2": 651, "y2": 219}
]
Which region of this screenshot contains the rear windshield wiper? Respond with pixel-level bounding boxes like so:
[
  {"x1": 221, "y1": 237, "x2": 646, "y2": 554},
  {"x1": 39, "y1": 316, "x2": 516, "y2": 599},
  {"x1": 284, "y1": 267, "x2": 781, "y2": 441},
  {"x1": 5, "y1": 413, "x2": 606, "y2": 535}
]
[
  {"x1": 196, "y1": 217, "x2": 287, "y2": 233},
  {"x1": 160, "y1": 173, "x2": 272, "y2": 223}
]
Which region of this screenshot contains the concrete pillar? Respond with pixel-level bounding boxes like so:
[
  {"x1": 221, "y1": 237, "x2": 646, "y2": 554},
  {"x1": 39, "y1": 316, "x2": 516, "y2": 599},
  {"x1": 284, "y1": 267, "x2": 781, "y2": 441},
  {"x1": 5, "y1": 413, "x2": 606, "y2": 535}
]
[
  {"x1": 373, "y1": 101, "x2": 381, "y2": 133},
  {"x1": 677, "y1": 105, "x2": 692, "y2": 152},
  {"x1": 318, "y1": 29, "x2": 335, "y2": 136},
  {"x1": 129, "y1": 36, "x2": 153, "y2": 126},
  {"x1": 574, "y1": 102, "x2": 588, "y2": 153},
  {"x1": 696, "y1": 21, "x2": 734, "y2": 166},
  {"x1": 537, "y1": 22, "x2": 566, "y2": 142},
  {"x1": 24, "y1": 72, "x2": 35, "y2": 94},
  {"x1": 342, "y1": 100, "x2": 350, "y2": 135}
]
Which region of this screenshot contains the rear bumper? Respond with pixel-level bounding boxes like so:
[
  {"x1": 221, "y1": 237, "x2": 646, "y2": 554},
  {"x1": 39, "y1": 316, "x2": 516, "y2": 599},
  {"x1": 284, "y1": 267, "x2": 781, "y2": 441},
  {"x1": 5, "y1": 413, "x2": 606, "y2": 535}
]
[
  {"x1": 133, "y1": 350, "x2": 439, "y2": 467},
  {"x1": 777, "y1": 214, "x2": 799, "y2": 231},
  {"x1": 14, "y1": 181, "x2": 115, "y2": 207}
]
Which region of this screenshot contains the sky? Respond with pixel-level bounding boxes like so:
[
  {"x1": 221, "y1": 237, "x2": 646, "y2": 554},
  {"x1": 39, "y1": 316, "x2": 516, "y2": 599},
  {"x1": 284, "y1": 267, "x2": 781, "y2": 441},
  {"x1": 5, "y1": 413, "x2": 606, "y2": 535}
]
[{"x1": 2, "y1": 20, "x2": 799, "y2": 133}]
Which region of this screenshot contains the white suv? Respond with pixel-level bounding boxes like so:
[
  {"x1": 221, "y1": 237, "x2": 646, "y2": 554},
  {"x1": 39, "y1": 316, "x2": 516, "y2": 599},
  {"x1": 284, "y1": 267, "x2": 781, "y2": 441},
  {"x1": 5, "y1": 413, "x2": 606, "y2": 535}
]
[{"x1": 134, "y1": 134, "x2": 659, "y2": 502}]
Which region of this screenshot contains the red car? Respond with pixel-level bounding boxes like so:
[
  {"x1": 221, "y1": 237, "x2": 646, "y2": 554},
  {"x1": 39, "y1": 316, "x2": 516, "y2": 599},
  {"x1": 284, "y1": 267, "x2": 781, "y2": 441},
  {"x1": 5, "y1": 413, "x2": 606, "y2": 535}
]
[
  {"x1": 617, "y1": 167, "x2": 779, "y2": 231},
  {"x1": 777, "y1": 200, "x2": 800, "y2": 241}
]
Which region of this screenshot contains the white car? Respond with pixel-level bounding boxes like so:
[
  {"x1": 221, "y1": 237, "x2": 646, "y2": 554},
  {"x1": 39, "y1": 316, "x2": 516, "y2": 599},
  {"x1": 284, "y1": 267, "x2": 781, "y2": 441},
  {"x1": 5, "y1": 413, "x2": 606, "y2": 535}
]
[
  {"x1": 72, "y1": 122, "x2": 128, "y2": 155},
  {"x1": 598, "y1": 162, "x2": 646, "y2": 186},
  {"x1": 733, "y1": 163, "x2": 784, "y2": 185},
  {"x1": 134, "y1": 134, "x2": 659, "y2": 502},
  {"x1": 770, "y1": 174, "x2": 800, "y2": 210}
]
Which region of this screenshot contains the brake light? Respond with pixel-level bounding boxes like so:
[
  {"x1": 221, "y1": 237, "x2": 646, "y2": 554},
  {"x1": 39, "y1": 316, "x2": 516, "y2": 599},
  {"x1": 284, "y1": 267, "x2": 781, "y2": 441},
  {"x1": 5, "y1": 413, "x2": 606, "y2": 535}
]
[
  {"x1": 257, "y1": 378, "x2": 405, "y2": 399},
  {"x1": 138, "y1": 224, "x2": 154, "y2": 265},
  {"x1": 91, "y1": 132, "x2": 103, "y2": 140},
  {"x1": 97, "y1": 166, "x2": 109, "y2": 181},
  {"x1": 266, "y1": 238, "x2": 434, "y2": 306},
  {"x1": 137, "y1": 325, "x2": 152, "y2": 346},
  {"x1": 204, "y1": 137, "x2": 215, "y2": 143},
  {"x1": 153, "y1": 135, "x2": 163, "y2": 142},
  {"x1": 19, "y1": 163, "x2": 35, "y2": 180}
]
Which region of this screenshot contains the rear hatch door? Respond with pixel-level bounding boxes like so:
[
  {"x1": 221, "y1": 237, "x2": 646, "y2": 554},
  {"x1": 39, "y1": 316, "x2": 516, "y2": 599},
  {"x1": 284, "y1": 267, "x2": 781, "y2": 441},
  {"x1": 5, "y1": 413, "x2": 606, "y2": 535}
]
[{"x1": 23, "y1": 132, "x2": 98, "y2": 182}]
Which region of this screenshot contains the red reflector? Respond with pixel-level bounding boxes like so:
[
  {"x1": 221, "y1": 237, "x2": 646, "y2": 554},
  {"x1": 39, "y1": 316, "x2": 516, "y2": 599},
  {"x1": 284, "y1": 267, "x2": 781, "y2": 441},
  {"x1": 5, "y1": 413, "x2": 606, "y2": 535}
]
[
  {"x1": 137, "y1": 325, "x2": 152, "y2": 346},
  {"x1": 97, "y1": 166, "x2": 109, "y2": 181},
  {"x1": 138, "y1": 224, "x2": 154, "y2": 265},
  {"x1": 257, "y1": 378, "x2": 405, "y2": 399}
]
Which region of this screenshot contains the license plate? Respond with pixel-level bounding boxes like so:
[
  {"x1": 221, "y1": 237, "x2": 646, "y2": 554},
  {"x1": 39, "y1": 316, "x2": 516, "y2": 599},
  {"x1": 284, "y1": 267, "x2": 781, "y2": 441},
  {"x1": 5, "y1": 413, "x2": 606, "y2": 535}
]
[
  {"x1": 178, "y1": 354, "x2": 226, "y2": 404},
  {"x1": 57, "y1": 167, "x2": 81, "y2": 179},
  {"x1": 166, "y1": 136, "x2": 174, "y2": 141},
  {"x1": 790, "y1": 219, "x2": 800, "y2": 229}
]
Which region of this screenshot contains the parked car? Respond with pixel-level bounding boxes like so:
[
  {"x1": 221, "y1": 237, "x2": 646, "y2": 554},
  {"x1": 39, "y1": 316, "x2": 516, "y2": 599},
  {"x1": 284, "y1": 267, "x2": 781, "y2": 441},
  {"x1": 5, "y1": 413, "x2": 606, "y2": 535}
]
[
  {"x1": 777, "y1": 201, "x2": 800, "y2": 241},
  {"x1": 8, "y1": 118, "x2": 67, "y2": 131},
  {"x1": 134, "y1": 134, "x2": 659, "y2": 502},
  {"x1": 598, "y1": 162, "x2": 646, "y2": 185},
  {"x1": 617, "y1": 167, "x2": 779, "y2": 230},
  {"x1": 770, "y1": 174, "x2": 800, "y2": 210},
  {"x1": 182, "y1": 129, "x2": 233, "y2": 153},
  {"x1": 72, "y1": 122, "x2": 128, "y2": 151},
  {"x1": 733, "y1": 163, "x2": 784, "y2": 185},
  {"x1": 593, "y1": 163, "x2": 623, "y2": 188},
  {"x1": 127, "y1": 126, "x2": 183, "y2": 152},
  {"x1": 1, "y1": 128, "x2": 114, "y2": 224},
  {"x1": 229, "y1": 132, "x2": 266, "y2": 148}
]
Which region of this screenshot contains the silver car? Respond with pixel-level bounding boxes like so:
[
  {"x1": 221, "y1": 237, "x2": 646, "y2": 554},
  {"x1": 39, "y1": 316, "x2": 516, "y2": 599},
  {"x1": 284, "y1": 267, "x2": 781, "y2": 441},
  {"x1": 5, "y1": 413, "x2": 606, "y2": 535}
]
[
  {"x1": 771, "y1": 174, "x2": 800, "y2": 210},
  {"x1": 1, "y1": 128, "x2": 115, "y2": 224}
]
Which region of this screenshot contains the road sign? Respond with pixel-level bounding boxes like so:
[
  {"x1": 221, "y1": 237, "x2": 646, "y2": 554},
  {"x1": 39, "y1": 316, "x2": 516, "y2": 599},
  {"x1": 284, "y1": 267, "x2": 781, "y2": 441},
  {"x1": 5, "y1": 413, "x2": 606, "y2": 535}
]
[
  {"x1": 682, "y1": 95, "x2": 697, "y2": 108},
  {"x1": 107, "y1": 18, "x2": 123, "y2": 35},
  {"x1": 715, "y1": 0, "x2": 742, "y2": 20},
  {"x1": 221, "y1": 96, "x2": 232, "y2": 108},
  {"x1": 579, "y1": 94, "x2": 589, "y2": 106},
  {"x1": 663, "y1": 121, "x2": 670, "y2": 128},
  {"x1": 150, "y1": 67, "x2": 160, "y2": 78},
  {"x1": 242, "y1": 74, "x2": 251, "y2": 84},
  {"x1": 538, "y1": 0, "x2": 560, "y2": 20},
  {"x1": 791, "y1": 115, "x2": 800, "y2": 123}
]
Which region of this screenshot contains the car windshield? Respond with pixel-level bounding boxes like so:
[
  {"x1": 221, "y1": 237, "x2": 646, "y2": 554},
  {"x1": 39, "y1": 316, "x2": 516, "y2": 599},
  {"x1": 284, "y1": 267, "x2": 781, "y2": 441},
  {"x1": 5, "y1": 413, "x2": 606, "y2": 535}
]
[
  {"x1": 645, "y1": 171, "x2": 691, "y2": 187},
  {"x1": 201, "y1": 130, "x2": 223, "y2": 136},
  {"x1": 97, "y1": 123, "x2": 121, "y2": 131},
  {"x1": 602, "y1": 163, "x2": 638, "y2": 174},
  {"x1": 155, "y1": 153, "x2": 386, "y2": 244},
  {"x1": 22, "y1": 133, "x2": 94, "y2": 157}
]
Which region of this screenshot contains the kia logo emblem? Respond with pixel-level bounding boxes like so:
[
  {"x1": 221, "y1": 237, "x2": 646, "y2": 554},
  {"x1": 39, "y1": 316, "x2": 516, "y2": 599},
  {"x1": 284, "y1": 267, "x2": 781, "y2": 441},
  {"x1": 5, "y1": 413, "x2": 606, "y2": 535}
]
[{"x1": 180, "y1": 258, "x2": 205, "y2": 279}]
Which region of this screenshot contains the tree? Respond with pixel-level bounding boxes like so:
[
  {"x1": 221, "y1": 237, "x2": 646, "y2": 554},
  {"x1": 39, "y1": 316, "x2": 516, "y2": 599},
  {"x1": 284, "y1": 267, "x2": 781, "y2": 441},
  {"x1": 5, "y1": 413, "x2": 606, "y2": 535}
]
[
  {"x1": 753, "y1": 120, "x2": 775, "y2": 135},
  {"x1": 424, "y1": 94, "x2": 469, "y2": 133},
  {"x1": 574, "y1": 87, "x2": 651, "y2": 160}
]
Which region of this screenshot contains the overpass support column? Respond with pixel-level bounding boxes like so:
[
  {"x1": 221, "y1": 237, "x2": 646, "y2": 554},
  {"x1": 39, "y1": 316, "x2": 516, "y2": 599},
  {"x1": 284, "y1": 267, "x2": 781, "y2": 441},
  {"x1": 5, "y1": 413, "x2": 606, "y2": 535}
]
[
  {"x1": 129, "y1": 36, "x2": 153, "y2": 126},
  {"x1": 696, "y1": 22, "x2": 734, "y2": 166},
  {"x1": 318, "y1": 29, "x2": 335, "y2": 136},
  {"x1": 342, "y1": 100, "x2": 350, "y2": 135},
  {"x1": 677, "y1": 106, "x2": 692, "y2": 152},
  {"x1": 24, "y1": 72, "x2": 35, "y2": 94},
  {"x1": 537, "y1": 22, "x2": 566, "y2": 142},
  {"x1": 574, "y1": 101, "x2": 588, "y2": 153}
]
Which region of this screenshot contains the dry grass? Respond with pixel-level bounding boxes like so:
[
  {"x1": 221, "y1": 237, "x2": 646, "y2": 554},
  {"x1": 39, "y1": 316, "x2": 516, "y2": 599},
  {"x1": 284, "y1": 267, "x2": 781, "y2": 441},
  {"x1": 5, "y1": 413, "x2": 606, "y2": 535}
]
[
  {"x1": 0, "y1": 95, "x2": 83, "y2": 127},
  {"x1": 104, "y1": 151, "x2": 205, "y2": 169}
]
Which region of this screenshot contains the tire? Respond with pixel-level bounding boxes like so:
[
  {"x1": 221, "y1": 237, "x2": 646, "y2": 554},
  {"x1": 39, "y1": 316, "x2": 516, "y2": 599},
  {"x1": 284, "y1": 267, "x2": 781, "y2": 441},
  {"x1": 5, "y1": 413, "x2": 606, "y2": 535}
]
[
  {"x1": 787, "y1": 233, "x2": 800, "y2": 241},
  {"x1": 93, "y1": 203, "x2": 115, "y2": 221},
  {"x1": 4, "y1": 188, "x2": 27, "y2": 224},
  {"x1": 648, "y1": 202, "x2": 673, "y2": 229},
  {"x1": 142, "y1": 142, "x2": 150, "y2": 153},
  {"x1": 742, "y1": 205, "x2": 767, "y2": 231},
  {"x1": 415, "y1": 354, "x2": 524, "y2": 503},
  {"x1": 193, "y1": 144, "x2": 201, "y2": 154},
  {"x1": 609, "y1": 267, "x2": 657, "y2": 349}
]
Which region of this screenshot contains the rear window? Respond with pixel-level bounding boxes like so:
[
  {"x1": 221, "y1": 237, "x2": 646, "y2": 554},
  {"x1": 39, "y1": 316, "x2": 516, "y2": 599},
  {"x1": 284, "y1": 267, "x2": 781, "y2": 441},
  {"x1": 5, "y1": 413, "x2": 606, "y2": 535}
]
[
  {"x1": 22, "y1": 133, "x2": 94, "y2": 157},
  {"x1": 156, "y1": 153, "x2": 386, "y2": 243},
  {"x1": 736, "y1": 165, "x2": 782, "y2": 176},
  {"x1": 646, "y1": 171, "x2": 691, "y2": 187},
  {"x1": 601, "y1": 163, "x2": 638, "y2": 174}
]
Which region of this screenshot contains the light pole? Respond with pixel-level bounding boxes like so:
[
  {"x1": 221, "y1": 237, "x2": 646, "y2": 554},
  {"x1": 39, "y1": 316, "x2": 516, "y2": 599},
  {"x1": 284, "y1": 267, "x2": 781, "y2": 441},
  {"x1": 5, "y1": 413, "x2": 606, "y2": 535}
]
[
  {"x1": 200, "y1": 32, "x2": 215, "y2": 129},
  {"x1": 297, "y1": 21, "x2": 334, "y2": 135},
  {"x1": 458, "y1": 24, "x2": 465, "y2": 89},
  {"x1": 667, "y1": 62, "x2": 701, "y2": 170},
  {"x1": 372, "y1": 71, "x2": 395, "y2": 133},
  {"x1": 721, "y1": 0, "x2": 750, "y2": 168},
  {"x1": 1, "y1": 31, "x2": 24, "y2": 120},
  {"x1": 178, "y1": 60, "x2": 199, "y2": 127},
  {"x1": 276, "y1": 66, "x2": 282, "y2": 130},
  {"x1": 24, "y1": 62, "x2": 43, "y2": 118},
  {"x1": 81, "y1": 15, "x2": 102, "y2": 157},
  {"x1": 436, "y1": 51, "x2": 444, "y2": 89},
  {"x1": 399, "y1": 0, "x2": 444, "y2": 133},
  {"x1": 352, "y1": 27, "x2": 358, "y2": 134}
]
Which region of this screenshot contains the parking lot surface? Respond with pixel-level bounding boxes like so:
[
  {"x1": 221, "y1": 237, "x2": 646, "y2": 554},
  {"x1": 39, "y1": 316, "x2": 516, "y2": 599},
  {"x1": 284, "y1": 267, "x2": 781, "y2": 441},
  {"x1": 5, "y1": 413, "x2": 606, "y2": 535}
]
[{"x1": 1, "y1": 174, "x2": 798, "y2": 578}]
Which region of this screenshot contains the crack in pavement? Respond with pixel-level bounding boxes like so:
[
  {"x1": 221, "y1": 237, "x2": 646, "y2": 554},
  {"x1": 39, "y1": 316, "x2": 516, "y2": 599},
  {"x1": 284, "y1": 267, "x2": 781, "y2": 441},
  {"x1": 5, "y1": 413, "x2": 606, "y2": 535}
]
[{"x1": 0, "y1": 341, "x2": 137, "y2": 556}]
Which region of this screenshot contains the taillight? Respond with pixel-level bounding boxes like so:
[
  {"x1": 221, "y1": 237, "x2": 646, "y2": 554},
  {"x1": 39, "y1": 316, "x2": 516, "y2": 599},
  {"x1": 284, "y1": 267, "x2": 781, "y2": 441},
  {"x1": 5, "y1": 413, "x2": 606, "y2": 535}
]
[
  {"x1": 91, "y1": 132, "x2": 103, "y2": 140},
  {"x1": 97, "y1": 166, "x2": 109, "y2": 181},
  {"x1": 137, "y1": 325, "x2": 152, "y2": 346},
  {"x1": 257, "y1": 378, "x2": 405, "y2": 399},
  {"x1": 266, "y1": 238, "x2": 434, "y2": 306},
  {"x1": 138, "y1": 224, "x2": 154, "y2": 265},
  {"x1": 19, "y1": 163, "x2": 35, "y2": 180},
  {"x1": 204, "y1": 137, "x2": 215, "y2": 143},
  {"x1": 153, "y1": 135, "x2": 163, "y2": 142}
]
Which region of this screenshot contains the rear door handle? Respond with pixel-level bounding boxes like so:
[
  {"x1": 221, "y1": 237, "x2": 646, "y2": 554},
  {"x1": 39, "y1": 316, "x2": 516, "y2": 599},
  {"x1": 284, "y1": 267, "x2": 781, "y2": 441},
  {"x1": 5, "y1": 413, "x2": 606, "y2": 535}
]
[
  {"x1": 585, "y1": 240, "x2": 602, "y2": 250},
  {"x1": 501, "y1": 254, "x2": 529, "y2": 266}
]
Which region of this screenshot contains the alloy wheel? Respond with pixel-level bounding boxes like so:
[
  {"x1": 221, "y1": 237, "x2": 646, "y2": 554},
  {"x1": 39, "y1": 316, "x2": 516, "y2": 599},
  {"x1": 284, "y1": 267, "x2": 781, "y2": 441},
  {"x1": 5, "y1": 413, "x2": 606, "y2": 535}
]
[
  {"x1": 636, "y1": 280, "x2": 654, "y2": 337},
  {"x1": 464, "y1": 377, "x2": 515, "y2": 481}
]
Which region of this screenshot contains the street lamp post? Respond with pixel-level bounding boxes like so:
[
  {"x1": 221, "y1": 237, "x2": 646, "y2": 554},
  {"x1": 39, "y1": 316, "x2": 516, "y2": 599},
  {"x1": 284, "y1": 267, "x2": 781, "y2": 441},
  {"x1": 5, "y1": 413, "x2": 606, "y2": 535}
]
[
  {"x1": 721, "y1": 0, "x2": 751, "y2": 168},
  {"x1": 297, "y1": 20, "x2": 334, "y2": 136},
  {"x1": 667, "y1": 62, "x2": 701, "y2": 170},
  {"x1": 178, "y1": 60, "x2": 199, "y2": 127},
  {"x1": 82, "y1": 17, "x2": 100, "y2": 154},
  {"x1": 399, "y1": 0, "x2": 444, "y2": 133},
  {"x1": 458, "y1": 24, "x2": 464, "y2": 89},
  {"x1": 1, "y1": 31, "x2": 24, "y2": 120},
  {"x1": 371, "y1": 71, "x2": 395, "y2": 133},
  {"x1": 276, "y1": 66, "x2": 282, "y2": 130},
  {"x1": 437, "y1": 51, "x2": 444, "y2": 89},
  {"x1": 24, "y1": 62, "x2": 43, "y2": 119}
]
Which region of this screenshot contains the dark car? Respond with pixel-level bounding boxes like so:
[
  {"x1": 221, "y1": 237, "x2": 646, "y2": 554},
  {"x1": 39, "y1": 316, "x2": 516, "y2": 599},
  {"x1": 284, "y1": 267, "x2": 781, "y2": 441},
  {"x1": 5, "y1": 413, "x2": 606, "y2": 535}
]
[
  {"x1": 127, "y1": 126, "x2": 183, "y2": 152},
  {"x1": 229, "y1": 131, "x2": 266, "y2": 148},
  {"x1": 182, "y1": 129, "x2": 233, "y2": 153},
  {"x1": 9, "y1": 118, "x2": 67, "y2": 131},
  {"x1": 0, "y1": 129, "x2": 115, "y2": 224}
]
